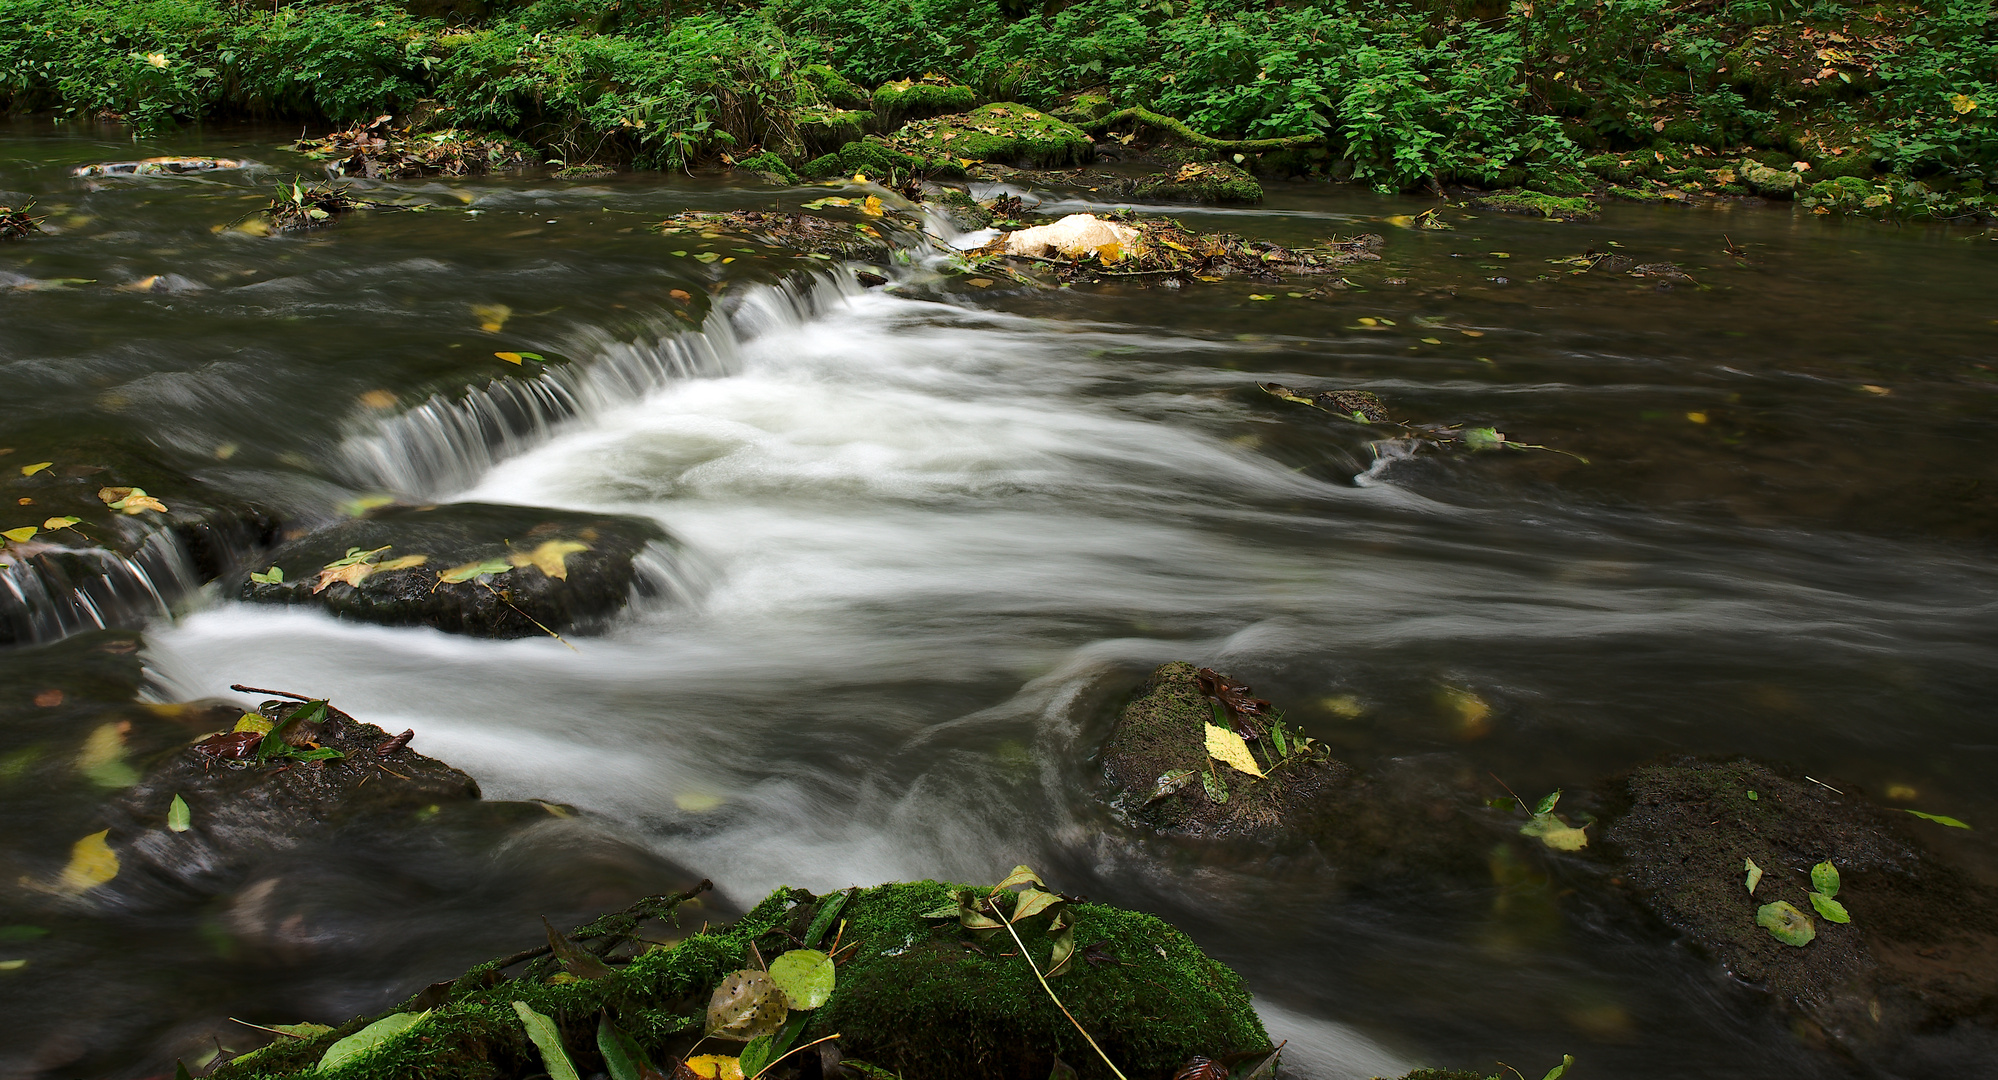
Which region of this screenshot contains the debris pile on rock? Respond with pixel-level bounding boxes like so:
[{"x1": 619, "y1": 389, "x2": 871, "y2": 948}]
[
  {"x1": 296, "y1": 117, "x2": 529, "y2": 179},
  {"x1": 968, "y1": 212, "x2": 1384, "y2": 284}
]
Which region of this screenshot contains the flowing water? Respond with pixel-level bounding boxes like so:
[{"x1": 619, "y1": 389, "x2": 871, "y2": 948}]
[{"x1": 3, "y1": 118, "x2": 1997, "y2": 1080}]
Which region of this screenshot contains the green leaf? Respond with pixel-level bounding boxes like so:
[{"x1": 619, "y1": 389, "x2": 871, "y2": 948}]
[
  {"x1": 768, "y1": 948, "x2": 834, "y2": 1009},
  {"x1": 1520, "y1": 813, "x2": 1588, "y2": 850},
  {"x1": 1010, "y1": 887, "x2": 1063, "y2": 925},
  {"x1": 1269, "y1": 720, "x2": 1289, "y2": 758},
  {"x1": 1045, "y1": 909, "x2": 1076, "y2": 978},
  {"x1": 1747, "y1": 790, "x2": 1759, "y2": 801},
  {"x1": 1811, "y1": 861, "x2": 1840, "y2": 899},
  {"x1": 324, "y1": 546, "x2": 390, "y2": 570},
  {"x1": 543, "y1": 916, "x2": 613, "y2": 980},
  {"x1": 1460, "y1": 426, "x2": 1507, "y2": 451},
  {"x1": 740, "y1": 1034, "x2": 776, "y2": 1079},
  {"x1": 804, "y1": 889, "x2": 851, "y2": 948},
  {"x1": 1744, "y1": 857, "x2": 1761, "y2": 895},
  {"x1": 1201, "y1": 764, "x2": 1228, "y2": 803},
  {"x1": 257, "y1": 700, "x2": 326, "y2": 764},
  {"x1": 991, "y1": 865, "x2": 1045, "y2": 891},
  {"x1": 705, "y1": 969, "x2": 788, "y2": 1040},
  {"x1": 1534, "y1": 789, "x2": 1562, "y2": 816},
  {"x1": 318, "y1": 1011, "x2": 429, "y2": 1073},
  {"x1": 249, "y1": 566, "x2": 284, "y2": 584},
  {"x1": 176, "y1": 1061, "x2": 194, "y2": 1080},
  {"x1": 1756, "y1": 900, "x2": 1816, "y2": 947},
  {"x1": 1144, "y1": 768, "x2": 1195, "y2": 804},
  {"x1": 513, "y1": 1002, "x2": 581, "y2": 1080},
  {"x1": 167, "y1": 795, "x2": 191, "y2": 833},
  {"x1": 1809, "y1": 891, "x2": 1851, "y2": 923},
  {"x1": 597, "y1": 1015, "x2": 654, "y2": 1080},
  {"x1": 288, "y1": 746, "x2": 346, "y2": 762},
  {"x1": 0, "y1": 926, "x2": 49, "y2": 943},
  {"x1": 1903, "y1": 809, "x2": 1971, "y2": 829},
  {"x1": 1540, "y1": 1054, "x2": 1575, "y2": 1080},
  {"x1": 437, "y1": 557, "x2": 513, "y2": 584}
]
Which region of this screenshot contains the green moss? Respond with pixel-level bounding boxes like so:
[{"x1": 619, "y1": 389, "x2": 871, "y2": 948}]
[
  {"x1": 1052, "y1": 91, "x2": 1116, "y2": 123},
  {"x1": 800, "y1": 63, "x2": 871, "y2": 110},
  {"x1": 1130, "y1": 161, "x2": 1263, "y2": 204},
  {"x1": 1471, "y1": 189, "x2": 1599, "y2": 221},
  {"x1": 800, "y1": 138, "x2": 964, "y2": 181},
  {"x1": 808, "y1": 881, "x2": 1269, "y2": 1079},
  {"x1": 1581, "y1": 153, "x2": 1641, "y2": 183},
  {"x1": 795, "y1": 106, "x2": 870, "y2": 156},
  {"x1": 213, "y1": 882, "x2": 1267, "y2": 1080},
  {"x1": 733, "y1": 151, "x2": 798, "y2": 183},
  {"x1": 887, "y1": 103, "x2": 1092, "y2": 168},
  {"x1": 871, "y1": 80, "x2": 978, "y2": 128},
  {"x1": 1739, "y1": 161, "x2": 1799, "y2": 196}
]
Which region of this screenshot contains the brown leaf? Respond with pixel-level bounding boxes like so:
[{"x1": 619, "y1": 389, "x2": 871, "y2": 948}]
[{"x1": 542, "y1": 916, "x2": 614, "y2": 979}]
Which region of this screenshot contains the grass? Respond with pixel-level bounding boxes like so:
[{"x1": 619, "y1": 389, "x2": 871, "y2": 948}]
[{"x1": 0, "y1": 0, "x2": 1991, "y2": 217}]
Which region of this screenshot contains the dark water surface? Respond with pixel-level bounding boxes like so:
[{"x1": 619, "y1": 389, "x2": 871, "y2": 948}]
[{"x1": 3, "y1": 119, "x2": 1996, "y2": 1079}]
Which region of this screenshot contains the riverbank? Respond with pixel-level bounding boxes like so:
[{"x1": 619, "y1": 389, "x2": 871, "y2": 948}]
[{"x1": 1, "y1": 0, "x2": 1992, "y2": 221}]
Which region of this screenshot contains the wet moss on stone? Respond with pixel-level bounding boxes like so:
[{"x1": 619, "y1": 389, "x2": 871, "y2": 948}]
[
  {"x1": 870, "y1": 80, "x2": 977, "y2": 129},
  {"x1": 1469, "y1": 190, "x2": 1599, "y2": 221},
  {"x1": 800, "y1": 64, "x2": 871, "y2": 110},
  {"x1": 799, "y1": 138, "x2": 964, "y2": 181},
  {"x1": 794, "y1": 106, "x2": 870, "y2": 157},
  {"x1": 889, "y1": 104, "x2": 1093, "y2": 169},
  {"x1": 732, "y1": 151, "x2": 799, "y2": 183},
  {"x1": 1128, "y1": 162, "x2": 1263, "y2": 204}
]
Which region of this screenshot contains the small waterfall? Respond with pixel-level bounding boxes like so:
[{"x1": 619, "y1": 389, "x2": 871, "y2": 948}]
[
  {"x1": 0, "y1": 529, "x2": 202, "y2": 647},
  {"x1": 343, "y1": 269, "x2": 863, "y2": 500}
]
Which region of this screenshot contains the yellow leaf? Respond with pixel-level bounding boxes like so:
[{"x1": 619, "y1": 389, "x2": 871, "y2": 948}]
[
  {"x1": 57, "y1": 830, "x2": 119, "y2": 894},
  {"x1": 2, "y1": 527, "x2": 35, "y2": 543},
  {"x1": 685, "y1": 1056, "x2": 744, "y2": 1080},
  {"x1": 495, "y1": 352, "x2": 524, "y2": 364},
  {"x1": 97, "y1": 487, "x2": 134, "y2": 505},
  {"x1": 861, "y1": 195, "x2": 884, "y2": 217},
  {"x1": 118, "y1": 494, "x2": 167, "y2": 514},
  {"x1": 1204, "y1": 723, "x2": 1265, "y2": 777},
  {"x1": 233, "y1": 713, "x2": 274, "y2": 734},
  {"x1": 473, "y1": 303, "x2": 511, "y2": 333},
  {"x1": 375, "y1": 554, "x2": 429, "y2": 572},
  {"x1": 1095, "y1": 242, "x2": 1123, "y2": 263},
  {"x1": 313, "y1": 561, "x2": 380, "y2": 594},
  {"x1": 42, "y1": 516, "x2": 80, "y2": 530},
  {"x1": 20, "y1": 462, "x2": 52, "y2": 477},
  {"x1": 509, "y1": 539, "x2": 589, "y2": 580},
  {"x1": 1951, "y1": 93, "x2": 1978, "y2": 114},
  {"x1": 359, "y1": 390, "x2": 398, "y2": 409}
]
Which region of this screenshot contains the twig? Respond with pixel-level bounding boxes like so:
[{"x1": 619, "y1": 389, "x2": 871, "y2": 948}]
[
  {"x1": 481, "y1": 582, "x2": 579, "y2": 651},
  {"x1": 1804, "y1": 775, "x2": 1845, "y2": 795},
  {"x1": 228, "y1": 1018, "x2": 314, "y2": 1039},
  {"x1": 229, "y1": 684, "x2": 314, "y2": 701},
  {"x1": 991, "y1": 903, "x2": 1129, "y2": 1080},
  {"x1": 747, "y1": 1033, "x2": 842, "y2": 1080}
]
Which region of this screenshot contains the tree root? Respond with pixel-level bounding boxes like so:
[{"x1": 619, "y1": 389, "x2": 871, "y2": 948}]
[{"x1": 1084, "y1": 107, "x2": 1321, "y2": 153}]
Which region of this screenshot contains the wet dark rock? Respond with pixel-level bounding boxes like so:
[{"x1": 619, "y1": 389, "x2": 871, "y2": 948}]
[
  {"x1": 1261, "y1": 384, "x2": 1391, "y2": 423},
  {"x1": 68, "y1": 157, "x2": 246, "y2": 178},
  {"x1": 656, "y1": 209, "x2": 895, "y2": 260},
  {"x1": 1127, "y1": 161, "x2": 1264, "y2": 204},
  {"x1": 239, "y1": 502, "x2": 668, "y2": 638},
  {"x1": 1600, "y1": 757, "x2": 1998, "y2": 1054}
]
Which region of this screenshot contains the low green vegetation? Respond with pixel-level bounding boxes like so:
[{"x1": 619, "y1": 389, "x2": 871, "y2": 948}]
[{"x1": 0, "y1": 0, "x2": 1991, "y2": 218}]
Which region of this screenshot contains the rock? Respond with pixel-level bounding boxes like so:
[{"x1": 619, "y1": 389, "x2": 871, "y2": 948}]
[
  {"x1": 792, "y1": 106, "x2": 870, "y2": 156},
  {"x1": 1128, "y1": 161, "x2": 1264, "y2": 204},
  {"x1": 68, "y1": 157, "x2": 246, "y2": 178},
  {"x1": 657, "y1": 209, "x2": 897, "y2": 260},
  {"x1": 887, "y1": 103, "x2": 1094, "y2": 169},
  {"x1": 799, "y1": 138, "x2": 963, "y2": 182},
  {"x1": 296, "y1": 120, "x2": 528, "y2": 179},
  {"x1": 1740, "y1": 160, "x2": 1801, "y2": 197},
  {"x1": 871, "y1": 79, "x2": 978, "y2": 129},
  {"x1": 211, "y1": 876, "x2": 1271, "y2": 1080},
  {"x1": 238, "y1": 502, "x2": 668, "y2": 638},
  {"x1": 1261, "y1": 384, "x2": 1391, "y2": 423},
  {"x1": 1600, "y1": 758, "x2": 1998, "y2": 1056},
  {"x1": 1470, "y1": 189, "x2": 1599, "y2": 221},
  {"x1": 728, "y1": 151, "x2": 799, "y2": 184},
  {"x1": 1003, "y1": 213, "x2": 1142, "y2": 259},
  {"x1": 800, "y1": 64, "x2": 872, "y2": 111}
]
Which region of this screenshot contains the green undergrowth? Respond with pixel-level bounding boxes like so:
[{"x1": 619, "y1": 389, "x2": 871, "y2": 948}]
[
  {"x1": 2, "y1": 0, "x2": 1992, "y2": 218},
  {"x1": 210, "y1": 880, "x2": 1268, "y2": 1080}
]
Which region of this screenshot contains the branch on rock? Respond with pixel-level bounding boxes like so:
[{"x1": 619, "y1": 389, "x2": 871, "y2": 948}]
[{"x1": 1084, "y1": 107, "x2": 1321, "y2": 153}]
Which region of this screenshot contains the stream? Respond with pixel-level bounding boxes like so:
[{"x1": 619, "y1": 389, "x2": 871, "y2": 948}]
[{"x1": 3, "y1": 118, "x2": 1997, "y2": 1080}]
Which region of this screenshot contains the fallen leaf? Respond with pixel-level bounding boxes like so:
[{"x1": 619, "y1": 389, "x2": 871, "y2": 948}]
[
  {"x1": 1810, "y1": 891, "x2": 1851, "y2": 923},
  {"x1": 1519, "y1": 813, "x2": 1589, "y2": 851},
  {"x1": 670, "y1": 289, "x2": 693, "y2": 302},
  {"x1": 33, "y1": 689, "x2": 61, "y2": 707},
  {"x1": 77, "y1": 722, "x2": 138, "y2": 788},
  {"x1": 19, "y1": 462, "x2": 51, "y2": 477},
  {"x1": 1145, "y1": 768, "x2": 1195, "y2": 804},
  {"x1": 1757, "y1": 900, "x2": 1815, "y2": 946},
  {"x1": 437, "y1": 557, "x2": 513, "y2": 584},
  {"x1": 684, "y1": 1056, "x2": 745, "y2": 1080},
  {"x1": 57, "y1": 830, "x2": 119, "y2": 894},
  {"x1": 473, "y1": 304, "x2": 512, "y2": 333},
  {"x1": 769, "y1": 948, "x2": 835, "y2": 1009},
  {"x1": 1745, "y1": 857, "x2": 1762, "y2": 894},
  {"x1": 542, "y1": 916, "x2": 614, "y2": 980},
  {"x1": 249, "y1": 566, "x2": 285, "y2": 584},
  {"x1": 167, "y1": 795, "x2": 191, "y2": 833},
  {"x1": 1903, "y1": 809, "x2": 1971, "y2": 829},
  {"x1": 495, "y1": 352, "x2": 525, "y2": 364},
  {"x1": 511, "y1": 539, "x2": 589, "y2": 580},
  {"x1": 966, "y1": 277, "x2": 993, "y2": 288},
  {"x1": 359, "y1": 390, "x2": 398, "y2": 409},
  {"x1": 1811, "y1": 861, "x2": 1840, "y2": 899},
  {"x1": 2, "y1": 527, "x2": 35, "y2": 543},
  {"x1": 319, "y1": 1012, "x2": 430, "y2": 1073},
  {"x1": 41, "y1": 516, "x2": 80, "y2": 531},
  {"x1": 1204, "y1": 723, "x2": 1265, "y2": 777},
  {"x1": 705, "y1": 969, "x2": 787, "y2": 1040},
  {"x1": 862, "y1": 196, "x2": 884, "y2": 217}
]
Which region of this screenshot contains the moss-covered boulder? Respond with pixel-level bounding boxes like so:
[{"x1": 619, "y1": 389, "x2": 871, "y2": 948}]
[
  {"x1": 731, "y1": 151, "x2": 799, "y2": 184},
  {"x1": 800, "y1": 64, "x2": 871, "y2": 110},
  {"x1": 799, "y1": 138, "x2": 965, "y2": 182},
  {"x1": 239, "y1": 502, "x2": 668, "y2": 638},
  {"x1": 211, "y1": 877, "x2": 1270, "y2": 1080},
  {"x1": 1739, "y1": 160, "x2": 1800, "y2": 197},
  {"x1": 1601, "y1": 758, "x2": 1998, "y2": 1053},
  {"x1": 871, "y1": 79, "x2": 978, "y2": 128},
  {"x1": 1469, "y1": 189, "x2": 1599, "y2": 221},
  {"x1": 1128, "y1": 162, "x2": 1263, "y2": 204},
  {"x1": 794, "y1": 106, "x2": 870, "y2": 157},
  {"x1": 888, "y1": 103, "x2": 1094, "y2": 169}
]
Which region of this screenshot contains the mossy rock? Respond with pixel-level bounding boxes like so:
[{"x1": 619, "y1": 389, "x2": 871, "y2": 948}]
[
  {"x1": 910, "y1": 180, "x2": 992, "y2": 230},
  {"x1": 799, "y1": 138, "x2": 967, "y2": 182},
  {"x1": 239, "y1": 502, "x2": 668, "y2": 638},
  {"x1": 871, "y1": 79, "x2": 978, "y2": 129},
  {"x1": 794, "y1": 106, "x2": 870, "y2": 157},
  {"x1": 1739, "y1": 160, "x2": 1799, "y2": 197},
  {"x1": 889, "y1": 103, "x2": 1094, "y2": 169},
  {"x1": 1052, "y1": 91, "x2": 1117, "y2": 124},
  {"x1": 1128, "y1": 161, "x2": 1263, "y2": 204},
  {"x1": 1470, "y1": 189, "x2": 1599, "y2": 221},
  {"x1": 213, "y1": 879, "x2": 1270, "y2": 1080},
  {"x1": 1600, "y1": 758, "x2": 1998, "y2": 1054},
  {"x1": 1580, "y1": 153, "x2": 1642, "y2": 184},
  {"x1": 800, "y1": 63, "x2": 871, "y2": 110},
  {"x1": 731, "y1": 151, "x2": 798, "y2": 184},
  {"x1": 658, "y1": 209, "x2": 896, "y2": 260}
]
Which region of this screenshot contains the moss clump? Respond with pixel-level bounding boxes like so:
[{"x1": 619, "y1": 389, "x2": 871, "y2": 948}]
[
  {"x1": 1580, "y1": 153, "x2": 1641, "y2": 184},
  {"x1": 214, "y1": 881, "x2": 1269, "y2": 1080},
  {"x1": 800, "y1": 63, "x2": 871, "y2": 110},
  {"x1": 794, "y1": 106, "x2": 870, "y2": 156},
  {"x1": 871, "y1": 79, "x2": 978, "y2": 128},
  {"x1": 800, "y1": 138, "x2": 963, "y2": 181},
  {"x1": 1052, "y1": 91, "x2": 1116, "y2": 123},
  {"x1": 888, "y1": 103, "x2": 1093, "y2": 168},
  {"x1": 732, "y1": 151, "x2": 798, "y2": 183},
  {"x1": 1739, "y1": 160, "x2": 1799, "y2": 196},
  {"x1": 1129, "y1": 161, "x2": 1263, "y2": 204},
  {"x1": 1471, "y1": 189, "x2": 1598, "y2": 221}
]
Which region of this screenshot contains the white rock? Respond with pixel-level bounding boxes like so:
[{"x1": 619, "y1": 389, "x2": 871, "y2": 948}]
[{"x1": 1002, "y1": 213, "x2": 1141, "y2": 258}]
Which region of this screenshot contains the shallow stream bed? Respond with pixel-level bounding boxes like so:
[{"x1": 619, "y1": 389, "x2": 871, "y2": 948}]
[{"x1": 2, "y1": 119, "x2": 1996, "y2": 1080}]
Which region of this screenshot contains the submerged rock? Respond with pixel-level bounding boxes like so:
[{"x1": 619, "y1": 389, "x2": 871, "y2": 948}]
[
  {"x1": 656, "y1": 209, "x2": 894, "y2": 260},
  {"x1": 1127, "y1": 161, "x2": 1264, "y2": 204},
  {"x1": 69, "y1": 157, "x2": 246, "y2": 178},
  {"x1": 211, "y1": 874, "x2": 1270, "y2": 1080},
  {"x1": 1600, "y1": 757, "x2": 1998, "y2": 1054},
  {"x1": 1469, "y1": 189, "x2": 1599, "y2": 221},
  {"x1": 239, "y1": 502, "x2": 668, "y2": 638}
]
